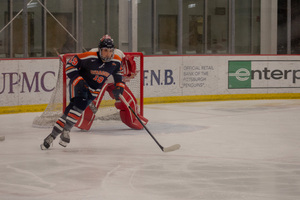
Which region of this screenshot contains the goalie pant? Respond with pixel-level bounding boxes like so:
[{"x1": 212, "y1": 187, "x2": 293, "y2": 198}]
[{"x1": 75, "y1": 83, "x2": 148, "y2": 130}]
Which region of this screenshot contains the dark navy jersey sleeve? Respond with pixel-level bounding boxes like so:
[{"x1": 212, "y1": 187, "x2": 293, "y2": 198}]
[{"x1": 65, "y1": 54, "x2": 82, "y2": 81}]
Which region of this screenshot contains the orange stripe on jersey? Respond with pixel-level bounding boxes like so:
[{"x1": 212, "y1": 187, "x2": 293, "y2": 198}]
[
  {"x1": 77, "y1": 51, "x2": 98, "y2": 60},
  {"x1": 112, "y1": 54, "x2": 122, "y2": 62},
  {"x1": 71, "y1": 86, "x2": 75, "y2": 98},
  {"x1": 70, "y1": 76, "x2": 84, "y2": 98},
  {"x1": 73, "y1": 76, "x2": 84, "y2": 86},
  {"x1": 66, "y1": 66, "x2": 75, "y2": 71}
]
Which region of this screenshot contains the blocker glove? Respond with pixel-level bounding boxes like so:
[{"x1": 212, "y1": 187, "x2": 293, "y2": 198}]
[{"x1": 112, "y1": 83, "x2": 125, "y2": 100}]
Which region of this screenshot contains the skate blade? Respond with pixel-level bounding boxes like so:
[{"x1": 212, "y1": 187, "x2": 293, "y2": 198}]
[
  {"x1": 59, "y1": 140, "x2": 68, "y2": 147},
  {"x1": 40, "y1": 144, "x2": 48, "y2": 150}
]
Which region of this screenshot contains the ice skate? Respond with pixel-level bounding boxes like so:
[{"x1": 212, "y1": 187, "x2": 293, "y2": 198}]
[
  {"x1": 40, "y1": 134, "x2": 55, "y2": 150},
  {"x1": 59, "y1": 130, "x2": 70, "y2": 147}
]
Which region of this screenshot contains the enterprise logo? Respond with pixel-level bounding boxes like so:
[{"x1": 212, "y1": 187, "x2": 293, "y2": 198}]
[{"x1": 228, "y1": 60, "x2": 300, "y2": 89}]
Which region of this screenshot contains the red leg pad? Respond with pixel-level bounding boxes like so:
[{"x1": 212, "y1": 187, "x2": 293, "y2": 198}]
[
  {"x1": 75, "y1": 83, "x2": 109, "y2": 130},
  {"x1": 108, "y1": 85, "x2": 148, "y2": 130}
]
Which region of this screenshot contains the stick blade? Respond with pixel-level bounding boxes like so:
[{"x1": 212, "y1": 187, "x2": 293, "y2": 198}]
[{"x1": 163, "y1": 144, "x2": 181, "y2": 152}]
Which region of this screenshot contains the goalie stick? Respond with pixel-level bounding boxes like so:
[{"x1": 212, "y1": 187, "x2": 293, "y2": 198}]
[{"x1": 119, "y1": 94, "x2": 181, "y2": 153}]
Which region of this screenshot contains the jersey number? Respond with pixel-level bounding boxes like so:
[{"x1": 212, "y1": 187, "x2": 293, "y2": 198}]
[
  {"x1": 69, "y1": 56, "x2": 78, "y2": 65},
  {"x1": 93, "y1": 75, "x2": 104, "y2": 83}
]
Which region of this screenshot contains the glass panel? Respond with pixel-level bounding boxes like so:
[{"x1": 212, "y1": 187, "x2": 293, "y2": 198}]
[
  {"x1": 83, "y1": 0, "x2": 105, "y2": 50},
  {"x1": 0, "y1": 1, "x2": 291, "y2": 57},
  {"x1": 27, "y1": 0, "x2": 43, "y2": 57},
  {"x1": 207, "y1": 0, "x2": 228, "y2": 54},
  {"x1": 252, "y1": 0, "x2": 260, "y2": 54},
  {"x1": 277, "y1": 0, "x2": 287, "y2": 54},
  {"x1": 234, "y1": 0, "x2": 260, "y2": 54},
  {"x1": 156, "y1": 0, "x2": 178, "y2": 55},
  {"x1": 46, "y1": 0, "x2": 76, "y2": 56},
  {"x1": 291, "y1": 0, "x2": 300, "y2": 54},
  {"x1": 278, "y1": 0, "x2": 300, "y2": 54},
  {"x1": 235, "y1": 0, "x2": 252, "y2": 54},
  {"x1": 108, "y1": 0, "x2": 119, "y2": 48},
  {"x1": 83, "y1": 0, "x2": 119, "y2": 51},
  {"x1": 138, "y1": 0, "x2": 152, "y2": 55},
  {"x1": 0, "y1": 0, "x2": 9, "y2": 58},
  {"x1": 11, "y1": 0, "x2": 25, "y2": 58},
  {"x1": 182, "y1": 0, "x2": 204, "y2": 54}
]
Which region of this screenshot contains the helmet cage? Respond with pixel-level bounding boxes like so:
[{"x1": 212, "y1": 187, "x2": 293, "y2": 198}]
[{"x1": 99, "y1": 47, "x2": 114, "y2": 62}]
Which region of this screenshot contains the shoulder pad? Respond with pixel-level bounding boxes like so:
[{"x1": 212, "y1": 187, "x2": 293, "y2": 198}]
[{"x1": 111, "y1": 54, "x2": 122, "y2": 63}]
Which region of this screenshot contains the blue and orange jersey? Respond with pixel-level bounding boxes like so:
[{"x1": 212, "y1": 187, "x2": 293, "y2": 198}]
[{"x1": 65, "y1": 51, "x2": 124, "y2": 97}]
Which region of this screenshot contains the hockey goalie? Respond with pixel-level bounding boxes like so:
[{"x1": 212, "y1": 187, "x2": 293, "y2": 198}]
[{"x1": 74, "y1": 48, "x2": 148, "y2": 131}]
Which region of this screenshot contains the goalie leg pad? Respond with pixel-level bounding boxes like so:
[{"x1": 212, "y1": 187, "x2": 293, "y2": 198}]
[
  {"x1": 118, "y1": 107, "x2": 148, "y2": 130},
  {"x1": 75, "y1": 84, "x2": 109, "y2": 130},
  {"x1": 112, "y1": 86, "x2": 148, "y2": 130}
]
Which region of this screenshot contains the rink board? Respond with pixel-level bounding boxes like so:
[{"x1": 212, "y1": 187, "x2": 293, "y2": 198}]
[{"x1": 0, "y1": 55, "x2": 300, "y2": 113}]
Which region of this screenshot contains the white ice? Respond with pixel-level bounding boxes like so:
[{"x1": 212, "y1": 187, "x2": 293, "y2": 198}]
[{"x1": 0, "y1": 99, "x2": 300, "y2": 200}]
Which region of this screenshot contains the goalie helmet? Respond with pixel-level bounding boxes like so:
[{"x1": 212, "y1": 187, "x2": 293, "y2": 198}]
[{"x1": 98, "y1": 34, "x2": 115, "y2": 62}]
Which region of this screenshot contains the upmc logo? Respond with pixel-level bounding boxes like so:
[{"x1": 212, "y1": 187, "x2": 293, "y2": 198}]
[
  {"x1": 0, "y1": 71, "x2": 55, "y2": 94},
  {"x1": 228, "y1": 60, "x2": 300, "y2": 89}
]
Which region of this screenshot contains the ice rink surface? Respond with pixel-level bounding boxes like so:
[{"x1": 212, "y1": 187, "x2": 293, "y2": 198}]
[{"x1": 0, "y1": 99, "x2": 300, "y2": 200}]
